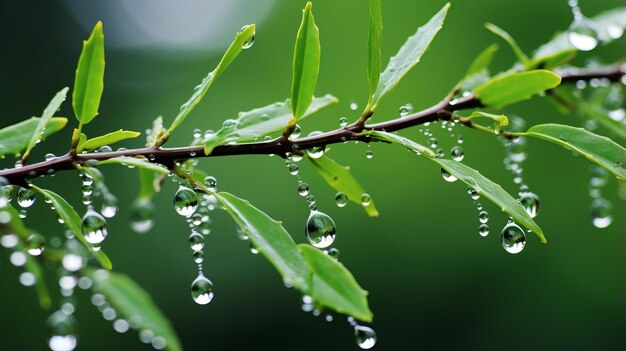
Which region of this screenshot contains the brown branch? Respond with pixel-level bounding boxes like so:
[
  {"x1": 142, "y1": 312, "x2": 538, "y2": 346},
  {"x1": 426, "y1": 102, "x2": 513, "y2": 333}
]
[{"x1": 1, "y1": 64, "x2": 623, "y2": 186}]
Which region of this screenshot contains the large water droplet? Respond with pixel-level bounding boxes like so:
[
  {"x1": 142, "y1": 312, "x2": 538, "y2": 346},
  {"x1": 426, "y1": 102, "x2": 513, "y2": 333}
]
[
  {"x1": 26, "y1": 233, "x2": 45, "y2": 256},
  {"x1": 173, "y1": 186, "x2": 198, "y2": 217},
  {"x1": 130, "y1": 200, "x2": 155, "y2": 233},
  {"x1": 360, "y1": 193, "x2": 371, "y2": 206},
  {"x1": 189, "y1": 232, "x2": 205, "y2": 251},
  {"x1": 479, "y1": 223, "x2": 489, "y2": 237},
  {"x1": 354, "y1": 325, "x2": 377, "y2": 349},
  {"x1": 441, "y1": 168, "x2": 457, "y2": 182},
  {"x1": 335, "y1": 193, "x2": 348, "y2": 207},
  {"x1": 47, "y1": 310, "x2": 78, "y2": 351},
  {"x1": 501, "y1": 222, "x2": 526, "y2": 254},
  {"x1": 519, "y1": 192, "x2": 540, "y2": 218},
  {"x1": 240, "y1": 25, "x2": 255, "y2": 49},
  {"x1": 297, "y1": 183, "x2": 310, "y2": 197},
  {"x1": 478, "y1": 210, "x2": 489, "y2": 224},
  {"x1": 451, "y1": 146, "x2": 464, "y2": 161},
  {"x1": 306, "y1": 131, "x2": 325, "y2": 158},
  {"x1": 290, "y1": 124, "x2": 301, "y2": 139},
  {"x1": 567, "y1": 18, "x2": 598, "y2": 51},
  {"x1": 191, "y1": 274, "x2": 215, "y2": 305},
  {"x1": 0, "y1": 177, "x2": 12, "y2": 207},
  {"x1": 399, "y1": 104, "x2": 413, "y2": 117},
  {"x1": 17, "y1": 187, "x2": 36, "y2": 208},
  {"x1": 82, "y1": 209, "x2": 108, "y2": 245},
  {"x1": 305, "y1": 211, "x2": 336, "y2": 248},
  {"x1": 590, "y1": 198, "x2": 612, "y2": 228}
]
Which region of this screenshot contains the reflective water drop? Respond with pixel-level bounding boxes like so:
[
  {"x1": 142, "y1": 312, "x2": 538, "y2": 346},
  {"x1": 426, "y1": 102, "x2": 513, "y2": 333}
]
[
  {"x1": 297, "y1": 183, "x2": 310, "y2": 196},
  {"x1": 354, "y1": 325, "x2": 377, "y2": 349},
  {"x1": 467, "y1": 188, "x2": 480, "y2": 200},
  {"x1": 326, "y1": 247, "x2": 340, "y2": 260},
  {"x1": 130, "y1": 200, "x2": 155, "y2": 233},
  {"x1": 501, "y1": 222, "x2": 526, "y2": 254},
  {"x1": 457, "y1": 134, "x2": 464, "y2": 144},
  {"x1": 45, "y1": 153, "x2": 56, "y2": 160},
  {"x1": 192, "y1": 128, "x2": 202, "y2": 139},
  {"x1": 428, "y1": 137, "x2": 438, "y2": 148},
  {"x1": 441, "y1": 168, "x2": 457, "y2": 182},
  {"x1": 478, "y1": 210, "x2": 489, "y2": 224},
  {"x1": 203, "y1": 176, "x2": 218, "y2": 191},
  {"x1": 191, "y1": 274, "x2": 215, "y2": 305},
  {"x1": 350, "y1": 102, "x2": 358, "y2": 110},
  {"x1": 360, "y1": 193, "x2": 371, "y2": 206},
  {"x1": 0, "y1": 177, "x2": 12, "y2": 207},
  {"x1": 173, "y1": 186, "x2": 198, "y2": 217},
  {"x1": 249, "y1": 243, "x2": 259, "y2": 255},
  {"x1": 193, "y1": 250, "x2": 204, "y2": 264},
  {"x1": 240, "y1": 25, "x2": 255, "y2": 49},
  {"x1": 288, "y1": 163, "x2": 299, "y2": 175},
  {"x1": 451, "y1": 146, "x2": 464, "y2": 161},
  {"x1": 567, "y1": 18, "x2": 598, "y2": 51},
  {"x1": 26, "y1": 233, "x2": 45, "y2": 256},
  {"x1": 479, "y1": 223, "x2": 489, "y2": 237},
  {"x1": 101, "y1": 195, "x2": 118, "y2": 218},
  {"x1": 82, "y1": 209, "x2": 108, "y2": 245},
  {"x1": 47, "y1": 311, "x2": 78, "y2": 351},
  {"x1": 365, "y1": 149, "x2": 373, "y2": 159},
  {"x1": 519, "y1": 192, "x2": 540, "y2": 218},
  {"x1": 339, "y1": 117, "x2": 348, "y2": 128},
  {"x1": 306, "y1": 131, "x2": 325, "y2": 158},
  {"x1": 290, "y1": 124, "x2": 301, "y2": 139},
  {"x1": 335, "y1": 193, "x2": 348, "y2": 207},
  {"x1": 399, "y1": 104, "x2": 413, "y2": 117},
  {"x1": 590, "y1": 198, "x2": 612, "y2": 228},
  {"x1": 189, "y1": 232, "x2": 205, "y2": 251},
  {"x1": 98, "y1": 145, "x2": 112, "y2": 153},
  {"x1": 17, "y1": 187, "x2": 36, "y2": 208},
  {"x1": 589, "y1": 166, "x2": 608, "y2": 187},
  {"x1": 305, "y1": 211, "x2": 336, "y2": 249}
]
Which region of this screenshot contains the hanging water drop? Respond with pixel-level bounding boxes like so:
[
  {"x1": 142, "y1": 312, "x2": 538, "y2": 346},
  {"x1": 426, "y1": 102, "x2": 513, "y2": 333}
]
[
  {"x1": 339, "y1": 117, "x2": 348, "y2": 128},
  {"x1": 288, "y1": 163, "x2": 299, "y2": 175},
  {"x1": 567, "y1": 18, "x2": 598, "y2": 51},
  {"x1": 191, "y1": 274, "x2": 215, "y2": 305},
  {"x1": 192, "y1": 128, "x2": 202, "y2": 139},
  {"x1": 399, "y1": 103, "x2": 413, "y2": 117},
  {"x1": 428, "y1": 137, "x2": 438, "y2": 148},
  {"x1": 501, "y1": 222, "x2": 526, "y2": 254},
  {"x1": 101, "y1": 194, "x2": 118, "y2": 218},
  {"x1": 305, "y1": 211, "x2": 337, "y2": 249},
  {"x1": 189, "y1": 232, "x2": 205, "y2": 251},
  {"x1": 451, "y1": 146, "x2": 464, "y2": 161},
  {"x1": 306, "y1": 131, "x2": 325, "y2": 158},
  {"x1": 173, "y1": 186, "x2": 198, "y2": 217},
  {"x1": 441, "y1": 168, "x2": 457, "y2": 182},
  {"x1": 354, "y1": 325, "x2": 377, "y2": 350},
  {"x1": 290, "y1": 124, "x2": 301, "y2": 139},
  {"x1": 479, "y1": 223, "x2": 489, "y2": 237},
  {"x1": 297, "y1": 183, "x2": 310, "y2": 197},
  {"x1": 82, "y1": 209, "x2": 108, "y2": 245},
  {"x1": 360, "y1": 193, "x2": 371, "y2": 206},
  {"x1": 590, "y1": 198, "x2": 613, "y2": 228},
  {"x1": 26, "y1": 233, "x2": 45, "y2": 256},
  {"x1": 193, "y1": 250, "x2": 204, "y2": 264},
  {"x1": 130, "y1": 200, "x2": 155, "y2": 233},
  {"x1": 519, "y1": 192, "x2": 540, "y2": 218},
  {"x1": 467, "y1": 188, "x2": 480, "y2": 200},
  {"x1": 47, "y1": 310, "x2": 78, "y2": 351},
  {"x1": 17, "y1": 187, "x2": 36, "y2": 208},
  {"x1": 478, "y1": 210, "x2": 489, "y2": 224},
  {"x1": 365, "y1": 149, "x2": 373, "y2": 159},
  {"x1": 335, "y1": 193, "x2": 348, "y2": 207},
  {"x1": 240, "y1": 25, "x2": 255, "y2": 49}
]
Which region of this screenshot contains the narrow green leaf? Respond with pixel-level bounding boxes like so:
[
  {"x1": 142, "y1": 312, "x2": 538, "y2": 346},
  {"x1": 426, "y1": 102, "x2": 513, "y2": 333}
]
[
  {"x1": 465, "y1": 111, "x2": 509, "y2": 126},
  {"x1": 0, "y1": 117, "x2": 68, "y2": 157},
  {"x1": 364, "y1": 130, "x2": 436, "y2": 158},
  {"x1": 291, "y1": 2, "x2": 321, "y2": 122},
  {"x1": 525, "y1": 124, "x2": 626, "y2": 180},
  {"x1": 76, "y1": 133, "x2": 88, "y2": 153},
  {"x1": 202, "y1": 95, "x2": 337, "y2": 154},
  {"x1": 73, "y1": 21, "x2": 105, "y2": 125},
  {"x1": 366, "y1": 0, "x2": 383, "y2": 110},
  {"x1": 166, "y1": 24, "x2": 256, "y2": 135},
  {"x1": 298, "y1": 244, "x2": 373, "y2": 322},
  {"x1": 30, "y1": 186, "x2": 113, "y2": 269},
  {"x1": 474, "y1": 70, "x2": 561, "y2": 107},
  {"x1": 147, "y1": 116, "x2": 164, "y2": 147},
  {"x1": 370, "y1": 3, "x2": 450, "y2": 110},
  {"x1": 432, "y1": 159, "x2": 547, "y2": 243},
  {"x1": 464, "y1": 44, "x2": 499, "y2": 78},
  {"x1": 216, "y1": 192, "x2": 311, "y2": 291},
  {"x1": 308, "y1": 155, "x2": 379, "y2": 217},
  {"x1": 97, "y1": 156, "x2": 170, "y2": 174},
  {"x1": 87, "y1": 269, "x2": 182, "y2": 351},
  {"x1": 579, "y1": 103, "x2": 626, "y2": 140},
  {"x1": 23, "y1": 87, "x2": 69, "y2": 161},
  {"x1": 484, "y1": 23, "x2": 529, "y2": 65},
  {"x1": 83, "y1": 130, "x2": 141, "y2": 151}
]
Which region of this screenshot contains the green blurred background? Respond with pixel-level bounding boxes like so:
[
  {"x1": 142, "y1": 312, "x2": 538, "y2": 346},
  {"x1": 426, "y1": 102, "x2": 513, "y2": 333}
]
[{"x1": 1, "y1": 0, "x2": 625, "y2": 350}]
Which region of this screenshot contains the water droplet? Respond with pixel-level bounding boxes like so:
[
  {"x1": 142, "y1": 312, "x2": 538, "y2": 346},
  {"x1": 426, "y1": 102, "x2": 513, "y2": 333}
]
[
  {"x1": 47, "y1": 310, "x2": 78, "y2": 351},
  {"x1": 192, "y1": 128, "x2": 202, "y2": 139},
  {"x1": 354, "y1": 325, "x2": 377, "y2": 349},
  {"x1": 360, "y1": 193, "x2": 371, "y2": 206},
  {"x1": 350, "y1": 102, "x2": 358, "y2": 110},
  {"x1": 339, "y1": 117, "x2": 348, "y2": 128},
  {"x1": 399, "y1": 104, "x2": 413, "y2": 117},
  {"x1": 288, "y1": 163, "x2": 299, "y2": 175},
  {"x1": 130, "y1": 200, "x2": 155, "y2": 233},
  {"x1": 193, "y1": 250, "x2": 204, "y2": 264},
  {"x1": 297, "y1": 183, "x2": 310, "y2": 196},
  {"x1": 17, "y1": 187, "x2": 36, "y2": 208},
  {"x1": 467, "y1": 188, "x2": 480, "y2": 200},
  {"x1": 567, "y1": 18, "x2": 598, "y2": 51},
  {"x1": 62, "y1": 254, "x2": 84, "y2": 272},
  {"x1": 335, "y1": 193, "x2": 348, "y2": 207},
  {"x1": 240, "y1": 25, "x2": 255, "y2": 49},
  {"x1": 113, "y1": 319, "x2": 129, "y2": 334},
  {"x1": 457, "y1": 134, "x2": 464, "y2": 144},
  {"x1": 451, "y1": 146, "x2": 464, "y2": 161},
  {"x1": 365, "y1": 149, "x2": 374, "y2": 159},
  {"x1": 479, "y1": 223, "x2": 489, "y2": 237},
  {"x1": 82, "y1": 209, "x2": 108, "y2": 245},
  {"x1": 249, "y1": 243, "x2": 259, "y2": 255},
  {"x1": 45, "y1": 153, "x2": 56, "y2": 160},
  {"x1": 0, "y1": 177, "x2": 11, "y2": 207},
  {"x1": 101, "y1": 195, "x2": 118, "y2": 218},
  {"x1": 189, "y1": 232, "x2": 205, "y2": 251},
  {"x1": 441, "y1": 168, "x2": 457, "y2": 182},
  {"x1": 98, "y1": 145, "x2": 112, "y2": 153},
  {"x1": 478, "y1": 210, "x2": 489, "y2": 224},
  {"x1": 26, "y1": 233, "x2": 45, "y2": 256},
  {"x1": 191, "y1": 274, "x2": 215, "y2": 305},
  {"x1": 589, "y1": 166, "x2": 608, "y2": 187},
  {"x1": 80, "y1": 172, "x2": 93, "y2": 186},
  {"x1": 305, "y1": 211, "x2": 337, "y2": 249},
  {"x1": 173, "y1": 186, "x2": 198, "y2": 217},
  {"x1": 306, "y1": 131, "x2": 325, "y2": 158},
  {"x1": 325, "y1": 247, "x2": 340, "y2": 260},
  {"x1": 428, "y1": 137, "x2": 438, "y2": 148},
  {"x1": 290, "y1": 124, "x2": 301, "y2": 139},
  {"x1": 590, "y1": 198, "x2": 612, "y2": 228},
  {"x1": 501, "y1": 222, "x2": 526, "y2": 254},
  {"x1": 519, "y1": 192, "x2": 540, "y2": 218},
  {"x1": 203, "y1": 176, "x2": 218, "y2": 191}
]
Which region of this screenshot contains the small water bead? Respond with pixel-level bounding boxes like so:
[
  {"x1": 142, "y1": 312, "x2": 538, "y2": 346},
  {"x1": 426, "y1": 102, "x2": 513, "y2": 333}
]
[
  {"x1": 47, "y1": 310, "x2": 78, "y2": 351},
  {"x1": 354, "y1": 325, "x2": 377, "y2": 350},
  {"x1": 335, "y1": 193, "x2": 348, "y2": 207},
  {"x1": 501, "y1": 222, "x2": 526, "y2": 254},
  {"x1": 288, "y1": 163, "x2": 299, "y2": 175},
  {"x1": 129, "y1": 200, "x2": 155, "y2": 233},
  {"x1": 305, "y1": 211, "x2": 337, "y2": 249},
  {"x1": 297, "y1": 183, "x2": 310, "y2": 196},
  {"x1": 589, "y1": 166, "x2": 609, "y2": 187},
  {"x1": 451, "y1": 145, "x2": 465, "y2": 161},
  {"x1": 82, "y1": 209, "x2": 108, "y2": 245},
  {"x1": 479, "y1": 223, "x2": 490, "y2": 237},
  {"x1": 365, "y1": 149, "x2": 374, "y2": 159},
  {"x1": 399, "y1": 103, "x2": 413, "y2": 117},
  {"x1": 467, "y1": 188, "x2": 480, "y2": 201},
  {"x1": 189, "y1": 232, "x2": 205, "y2": 251},
  {"x1": 478, "y1": 210, "x2": 489, "y2": 224},
  {"x1": 98, "y1": 145, "x2": 112, "y2": 153},
  {"x1": 306, "y1": 194, "x2": 316, "y2": 205},
  {"x1": 62, "y1": 254, "x2": 84, "y2": 272},
  {"x1": 191, "y1": 274, "x2": 215, "y2": 305},
  {"x1": 360, "y1": 193, "x2": 371, "y2": 206},
  {"x1": 428, "y1": 137, "x2": 438, "y2": 148},
  {"x1": 249, "y1": 243, "x2": 259, "y2": 255},
  {"x1": 519, "y1": 192, "x2": 540, "y2": 218},
  {"x1": 567, "y1": 18, "x2": 598, "y2": 51},
  {"x1": 457, "y1": 134, "x2": 464, "y2": 144},
  {"x1": 203, "y1": 176, "x2": 218, "y2": 191},
  {"x1": 441, "y1": 168, "x2": 457, "y2": 182},
  {"x1": 290, "y1": 124, "x2": 302, "y2": 139},
  {"x1": 173, "y1": 186, "x2": 198, "y2": 217},
  {"x1": 350, "y1": 102, "x2": 358, "y2": 111},
  {"x1": 325, "y1": 247, "x2": 340, "y2": 260},
  {"x1": 240, "y1": 25, "x2": 255, "y2": 49},
  {"x1": 590, "y1": 198, "x2": 613, "y2": 228},
  {"x1": 17, "y1": 187, "x2": 36, "y2": 208},
  {"x1": 19, "y1": 271, "x2": 36, "y2": 286},
  {"x1": 306, "y1": 131, "x2": 325, "y2": 158},
  {"x1": 339, "y1": 117, "x2": 348, "y2": 128},
  {"x1": 26, "y1": 233, "x2": 45, "y2": 256},
  {"x1": 193, "y1": 250, "x2": 204, "y2": 264},
  {"x1": 113, "y1": 319, "x2": 130, "y2": 333},
  {"x1": 192, "y1": 128, "x2": 202, "y2": 139}
]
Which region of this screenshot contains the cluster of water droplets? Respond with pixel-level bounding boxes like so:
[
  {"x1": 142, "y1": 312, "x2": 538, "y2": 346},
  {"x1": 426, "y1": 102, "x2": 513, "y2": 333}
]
[
  {"x1": 566, "y1": 0, "x2": 623, "y2": 51},
  {"x1": 79, "y1": 172, "x2": 109, "y2": 251},
  {"x1": 419, "y1": 120, "x2": 465, "y2": 162},
  {"x1": 588, "y1": 166, "x2": 613, "y2": 228},
  {"x1": 348, "y1": 317, "x2": 377, "y2": 349}
]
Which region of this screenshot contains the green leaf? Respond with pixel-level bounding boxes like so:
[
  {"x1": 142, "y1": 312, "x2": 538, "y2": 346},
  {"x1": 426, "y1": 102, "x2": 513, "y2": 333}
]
[
  {"x1": 0, "y1": 117, "x2": 68, "y2": 157},
  {"x1": 73, "y1": 21, "x2": 105, "y2": 125},
  {"x1": 97, "y1": 156, "x2": 170, "y2": 174},
  {"x1": 579, "y1": 103, "x2": 626, "y2": 140},
  {"x1": 484, "y1": 23, "x2": 529, "y2": 65},
  {"x1": 76, "y1": 133, "x2": 88, "y2": 153},
  {"x1": 464, "y1": 44, "x2": 499, "y2": 78},
  {"x1": 30, "y1": 185, "x2": 113, "y2": 269},
  {"x1": 308, "y1": 155, "x2": 379, "y2": 217},
  {"x1": 291, "y1": 2, "x2": 321, "y2": 122},
  {"x1": 166, "y1": 24, "x2": 256, "y2": 135},
  {"x1": 525, "y1": 124, "x2": 626, "y2": 180},
  {"x1": 464, "y1": 111, "x2": 509, "y2": 126},
  {"x1": 474, "y1": 70, "x2": 561, "y2": 107},
  {"x1": 202, "y1": 95, "x2": 337, "y2": 154},
  {"x1": 364, "y1": 130, "x2": 436, "y2": 158},
  {"x1": 23, "y1": 87, "x2": 69, "y2": 161},
  {"x1": 370, "y1": 3, "x2": 450, "y2": 110},
  {"x1": 215, "y1": 192, "x2": 310, "y2": 291},
  {"x1": 82, "y1": 130, "x2": 141, "y2": 151},
  {"x1": 147, "y1": 116, "x2": 164, "y2": 147},
  {"x1": 432, "y1": 158, "x2": 547, "y2": 243},
  {"x1": 366, "y1": 0, "x2": 383, "y2": 111},
  {"x1": 87, "y1": 269, "x2": 182, "y2": 351},
  {"x1": 298, "y1": 244, "x2": 373, "y2": 322},
  {"x1": 138, "y1": 168, "x2": 158, "y2": 200}
]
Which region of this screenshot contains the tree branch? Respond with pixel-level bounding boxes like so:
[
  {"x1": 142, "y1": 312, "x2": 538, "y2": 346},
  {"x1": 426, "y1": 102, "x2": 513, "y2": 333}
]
[{"x1": 1, "y1": 64, "x2": 623, "y2": 186}]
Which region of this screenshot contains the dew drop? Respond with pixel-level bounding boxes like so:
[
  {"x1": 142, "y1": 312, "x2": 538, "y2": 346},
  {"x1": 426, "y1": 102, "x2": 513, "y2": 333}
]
[
  {"x1": 17, "y1": 187, "x2": 36, "y2": 208},
  {"x1": 339, "y1": 117, "x2": 348, "y2": 128},
  {"x1": 305, "y1": 211, "x2": 337, "y2": 249},
  {"x1": 288, "y1": 163, "x2": 299, "y2": 175},
  {"x1": 590, "y1": 198, "x2": 612, "y2": 228},
  {"x1": 193, "y1": 250, "x2": 204, "y2": 264},
  {"x1": 189, "y1": 232, "x2": 205, "y2": 251},
  {"x1": 47, "y1": 310, "x2": 78, "y2": 351},
  {"x1": 203, "y1": 176, "x2": 218, "y2": 191},
  {"x1": 478, "y1": 210, "x2": 489, "y2": 224},
  {"x1": 98, "y1": 145, "x2": 112, "y2": 153},
  {"x1": 451, "y1": 146, "x2": 464, "y2": 161},
  {"x1": 567, "y1": 18, "x2": 598, "y2": 51},
  {"x1": 354, "y1": 325, "x2": 377, "y2": 349},
  {"x1": 399, "y1": 104, "x2": 413, "y2": 117},
  {"x1": 519, "y1": 192, "x2": 540, "y2": 218},
  {"x1": 350, "y1": 102, "x2": 358, "y2": 110},
  {"x1": 360, "y1": 193, "x2": 371, "y2": 206},
  {"x1": 129, "y1": 200, "x2": 155, "y2": 233},
  {"x1": 479, "y1": 223, "x2": 490, "y2": 237},
  {"x1": 326, "y1": 247, "x2": 340, "y2": 260},
  {"x1": 501, "y1": 222, "x2": 526, "y2": 254},
  {"x1": 173, "y1": 186, "x2": 198, "y2": 217},
  {"x1": 335, "y1": 193, "x2": 348, "y2": 207},
  {"x1": 297, "y1": 183, "x2": 310, "y2": 197},
  {"x1": 441, "y1": 168, "x2": 457, "y2": 182},
  {"x1": 467, "y1": 188, "x2": 480, "y2": 201},
  {"x1": 191, "y1": 274, "x2": 215, "y2": 305},
  {"x1": 45, "y1": 153, "x2": 56, "y2": 161},
  {"x1": 26, "y1": 233, "x2": 45, "y2": 256},
  {"x1": 290, "y1": 124, "x2": 301, "y2": 139},
  {"x1": 240, "y1": 25, "x2": 255, "y2": 49},
  {"x1": 101, "y1": 195, "x2": 118, "y2": 219},
  {"x1": 428, "y1": 137, "x2": 438, "y2": 148},
  {"x1": 82, "y1": 209, "x2": 108, "y2": 245},
  {"x1": 306, "y1": 131, "x2": 325, "y2": 158},
  {"x1": 365, "y1": 149, "x2": 374, "y2": 159}
]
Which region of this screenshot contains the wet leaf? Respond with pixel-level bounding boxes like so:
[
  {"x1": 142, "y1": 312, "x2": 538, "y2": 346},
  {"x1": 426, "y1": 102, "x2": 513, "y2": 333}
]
[
  {"x1": 474, "y1": 70, "x2": 561, "y2": 107},
  {"x1": 83, "y1": 130, "x2": 141, "y2": 151},
  {"x1": 0, "y1": 117, "x2": 67, "y2": 157},
  {"x1": 23, "y1": 87, "x2": 69, "y2": 161},
  {"x1": 291, "y1": 2, "x2": 321, "y2": 122},
  {"x1": 73, "y1": 22, "x2": 105, "y2": 125}
]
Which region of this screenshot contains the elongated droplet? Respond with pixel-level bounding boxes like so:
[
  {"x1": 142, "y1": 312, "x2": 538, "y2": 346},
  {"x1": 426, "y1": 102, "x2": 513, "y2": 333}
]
[
  {"x1": 305, "y1": 211, "x2": 336, "y2": 249},
  {"x1": 519, "y1": 192, "x2": 540, "y2": 218},
  {"x1": 173, "y1": 186, "x2": 198, "y2": 217},
  {"x1": 478, "y1": 210, "x2": 489, "y2": 224},
  {"x1": 479, "y1": 223, "x2": 489, "y2": 237},
  {"x1": 191, "y1": 274, "x2": 215, "y2": 305},
  {"x1": 441, "y1": 168, "x2": 457, "y2": 182},
  {"x1": 339, "y1": 117, "x2": 348, "y2": 128},
  {"x1": 26, "y1": 233, "x2": 45, "y2": 256},
  {"x1": 82, "y1": 209, "x2": 108, "y2": 245},
  {"x1": 467, "y1": 188, "x2": 480, "y2": 200},
  {"x1": 306, "y1": 132, "x2": 325, "y2": 158},
  {"x1": 189, "y1": 232, "x2": 205, "y2": 251},
  {"x1": 335, "y1": 193, "x2": 348, "y2": 207},
  {"x1": 101, "y1": 194, "x2": 118, "y2": 218},
  {"x1": 501, "y1": 222, "x2": 526, "y2": 254},
  {"x1": 354, "y1": 325, "x2": 377, "y2": 349},
  {"x1": 47, "y1": 310, "x2": 78, "y2": 351},
  {"x1": 240, "y1": 25, "x2": 255, "y2": 49},
  {"x1": 130, "y1": 200, "x2": 155, "y2": 233},
  {"x1": 17, "y1": 187, "x2": 36, "y2": 208},
  {"x1": 567, "y1": 18, "x2": 598, "y2": 51},
  {"x1": 590, "y1": 198, "x2": 612, "y2": 228}
]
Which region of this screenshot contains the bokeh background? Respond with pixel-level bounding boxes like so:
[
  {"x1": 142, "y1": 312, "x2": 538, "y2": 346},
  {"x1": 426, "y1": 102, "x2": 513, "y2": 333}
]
[{"x1": 1, "y1": 0, "x2": 625, "y2": 350}]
